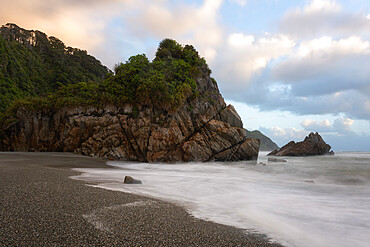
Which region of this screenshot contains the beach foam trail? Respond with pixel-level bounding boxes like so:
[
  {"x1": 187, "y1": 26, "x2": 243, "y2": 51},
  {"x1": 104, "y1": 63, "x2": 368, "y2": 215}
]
[{"x1": 72, "y1": 152, "x2": 370, "y2": 247}]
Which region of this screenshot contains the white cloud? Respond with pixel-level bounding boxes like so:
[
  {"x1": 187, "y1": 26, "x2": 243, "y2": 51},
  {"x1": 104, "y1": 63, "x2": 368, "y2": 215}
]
[
  {"x1": 301, "y1": 117, "x2": 354, "y2": 134},
  {"x1": 304, "y1": 0, "x2": 341, "y2": 13},
  {"x1": 230, "y1": 0, "x2": 247, "y2": 7},
  {"x1": 228, "y1": 33, "x2": 255, "y2": 47},
  {"x1": 279, "y1": 0, "x2": 370, "y2": 38},
  {"x1": 333, "y1": 117, "x2": 354, "y2": 134},
  {"x1": 212, "y1": 2, "x2": 369, "y2": 124},
  {"x1": 259, "y1": 126, "x2": 308, "y2": 146},
  {"x1": 214, "y1": 33, "x2": 295, "y2": 91},
  {"x1": 124, "y1": 0, "x2": 223, "y2": 63},
  {"x1": 301, "y1": 119, "x2": 332, "y2": 132},
  {"x1": 296, "y1": 36, "x2": 370, "y2": 57},
  {"x1": 271, "y1": 36, "x2": 370, "y2": 96}
]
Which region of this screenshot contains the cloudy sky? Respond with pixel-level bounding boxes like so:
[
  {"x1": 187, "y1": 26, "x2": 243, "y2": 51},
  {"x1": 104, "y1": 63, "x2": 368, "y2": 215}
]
[{"x1": 1, "y1": 0, "x2": 369, "y2": 151}]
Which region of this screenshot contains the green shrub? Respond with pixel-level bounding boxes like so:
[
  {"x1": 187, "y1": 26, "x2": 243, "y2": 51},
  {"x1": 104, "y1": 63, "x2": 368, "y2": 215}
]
[{"x1": 1, "y1": 38, "x2": 214, "y2": 119}]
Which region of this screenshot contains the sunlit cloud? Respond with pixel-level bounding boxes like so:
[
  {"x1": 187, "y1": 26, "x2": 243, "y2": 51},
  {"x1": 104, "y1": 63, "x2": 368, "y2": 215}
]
[
  {"x1": 279, "y1": 0, "x2": 370, "y2": 38},
  {"x1": 214, "y1": 33, "x2": 295, "y2": 91},
  {"x1": 123, "y1": 0, "x2": 223, "y2": 63},
  {"x1": 301, "y1": 117, "x2": 354, "y2": 134},
  {"x1": 259, "y1": 126, "x2": 308, "y2": 146}
]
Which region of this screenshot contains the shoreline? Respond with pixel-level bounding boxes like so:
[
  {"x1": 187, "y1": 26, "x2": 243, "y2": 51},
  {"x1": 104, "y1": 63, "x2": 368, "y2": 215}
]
[{"x1": 0, "y1": 152, "x2": 284, "y2": 246}]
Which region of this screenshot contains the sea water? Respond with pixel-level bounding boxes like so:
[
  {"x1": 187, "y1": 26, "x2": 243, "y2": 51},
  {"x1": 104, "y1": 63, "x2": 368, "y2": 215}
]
[{"x1": 72, "y1": 152, "x2": 370, "y2": 247}]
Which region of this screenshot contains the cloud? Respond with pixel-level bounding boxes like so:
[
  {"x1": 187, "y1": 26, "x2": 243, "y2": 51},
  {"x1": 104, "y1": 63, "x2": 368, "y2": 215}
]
[
  {"x1": 213, "y1": 1, "x2": 370, "y2": 122},
  {"x1": 123, "y1": 0, "x2": 223, "y2": 63},
  {"x1": 332, "y1": 117, "x2": 354, "y2": 134},
  {"x1": 0, "y1": 0, "x2": 224, "y2": 66},
  {"x1": 213, "y1": 33, "x2": 295, "y2": 92},
  {"x1": 271, "y1": 36, "x2": 370, "y2": 96},
  {"x1": 230, "y1": 0, "x2": 247, "y2": 7},
  {"x1": 301, "y1": 119, "x2": 332, "y2": 132},
  {"x1": 279, "y1": 0, "x2": 370, "y2": 38},
  {"x1": 301, "y1": 117, "x2": 354, "y2": 134},
  {"x1": 238, "y1": 85, "x2": 370, "y2": 120}
]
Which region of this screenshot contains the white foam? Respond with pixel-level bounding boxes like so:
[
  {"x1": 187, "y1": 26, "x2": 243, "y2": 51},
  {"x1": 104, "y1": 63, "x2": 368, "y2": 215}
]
[
  {"x1": 83, "y1": 200, "x2": 156, "y2": 233},
  {"x1": 73, "y1": 152, "x2": 370, "y2": 247}
]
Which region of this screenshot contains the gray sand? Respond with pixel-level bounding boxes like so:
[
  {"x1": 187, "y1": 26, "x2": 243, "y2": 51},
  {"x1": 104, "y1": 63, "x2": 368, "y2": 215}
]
[{"x1": 0, "y1": 152, "x2": 283, "y2": 246}]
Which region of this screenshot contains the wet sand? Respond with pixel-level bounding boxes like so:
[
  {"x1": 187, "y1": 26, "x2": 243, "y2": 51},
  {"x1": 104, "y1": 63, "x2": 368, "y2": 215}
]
[{"x1": 0, "y1": 152, "x2": 283, "y2": 246}]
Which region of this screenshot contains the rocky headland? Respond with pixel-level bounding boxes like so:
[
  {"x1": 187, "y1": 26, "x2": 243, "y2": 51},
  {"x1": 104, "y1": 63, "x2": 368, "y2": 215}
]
[
  {"x1": 0, "y1": 99, "x2": 260, "y2": 162},
  {"x1": 268, "y1": 132, "x2": 333, "y2": 156},
  {"x1": 0, "y1": 27, "x2": 260, "y2": 162}
]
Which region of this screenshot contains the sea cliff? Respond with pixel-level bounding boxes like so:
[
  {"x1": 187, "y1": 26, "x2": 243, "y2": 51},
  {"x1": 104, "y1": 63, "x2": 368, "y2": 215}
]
[{"x1": 0, "y1": 74, "x2": 259, "y2": 162}]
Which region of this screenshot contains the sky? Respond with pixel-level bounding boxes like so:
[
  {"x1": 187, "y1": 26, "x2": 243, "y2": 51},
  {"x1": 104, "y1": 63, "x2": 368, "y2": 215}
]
[{"x1": 1, "y1": 0, "x2": 369, "y2": 151}]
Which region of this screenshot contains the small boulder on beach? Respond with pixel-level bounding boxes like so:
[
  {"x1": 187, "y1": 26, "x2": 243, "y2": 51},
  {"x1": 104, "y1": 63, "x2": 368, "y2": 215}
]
[{"x1": 124, "y1": 176, "x2": 142, "y2": 184}]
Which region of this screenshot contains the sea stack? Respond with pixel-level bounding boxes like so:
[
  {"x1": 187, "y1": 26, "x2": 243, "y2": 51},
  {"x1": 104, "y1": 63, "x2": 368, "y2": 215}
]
[{"x1": 267, "y1": 132, "x2": 333, "y2": 156}]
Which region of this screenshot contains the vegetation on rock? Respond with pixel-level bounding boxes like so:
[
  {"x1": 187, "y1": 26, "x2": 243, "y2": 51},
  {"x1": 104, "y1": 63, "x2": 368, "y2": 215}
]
[
  {"x1": 0, "y1": 24, "x2": 109, "y2": 112},
  {"x1": 0, "y1": 32, "x2": 216, "y2": 128}
]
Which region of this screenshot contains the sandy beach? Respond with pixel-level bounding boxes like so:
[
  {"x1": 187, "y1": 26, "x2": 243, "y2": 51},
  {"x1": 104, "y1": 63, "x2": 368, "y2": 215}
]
[{"x1": 0, "y1": 152, "x2": 283, "y2": 246}]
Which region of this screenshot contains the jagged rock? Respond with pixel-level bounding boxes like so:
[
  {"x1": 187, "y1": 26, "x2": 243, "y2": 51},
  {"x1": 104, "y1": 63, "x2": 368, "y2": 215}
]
[
  {"x1": 267, "y1": 149, "x2": 278, "y2": 156},
  {"x1": 268, "y1": 158, "x2": 287, "y2": 162},
  {"x1": 124, "y1": 176, "x2": 142, "y2": 184},
  {"x1": 219, "y1": 105, "x2": 243, "y2": 128},
  {"x1": 267, "y1": 132, "x2": 333, "y2": 156},
  {"x1": 0, "y1": 75, "x2": 260, "y2": 162}
]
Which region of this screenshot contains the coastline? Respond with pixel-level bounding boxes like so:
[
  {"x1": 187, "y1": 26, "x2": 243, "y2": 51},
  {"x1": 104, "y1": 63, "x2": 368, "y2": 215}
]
[{"x1": 0, "y1": 152, "x2": 283, "y2": 246}]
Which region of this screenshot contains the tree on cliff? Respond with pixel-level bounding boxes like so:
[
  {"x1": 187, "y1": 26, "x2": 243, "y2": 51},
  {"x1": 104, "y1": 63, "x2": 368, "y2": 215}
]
[{"x1": 0, "y1": 23, "x2": 109, "y2": 112}]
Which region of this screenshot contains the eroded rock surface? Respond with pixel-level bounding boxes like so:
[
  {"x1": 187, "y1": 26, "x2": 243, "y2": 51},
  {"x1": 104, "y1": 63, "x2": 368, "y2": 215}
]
[{"x1": 0, "y1": 77, "x2": 260, "y2": 162}]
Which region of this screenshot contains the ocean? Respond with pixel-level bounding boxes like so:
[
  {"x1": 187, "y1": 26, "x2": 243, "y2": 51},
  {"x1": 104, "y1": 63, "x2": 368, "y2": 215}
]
[{"x1": 72, "y1": 152, "x2": 370, "y2": 247}]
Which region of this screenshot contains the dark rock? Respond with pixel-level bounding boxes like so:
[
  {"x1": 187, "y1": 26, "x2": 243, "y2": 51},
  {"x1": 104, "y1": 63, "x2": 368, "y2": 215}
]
[
  {"x1": 219, "y1": 105, "x2": 243, "y2": 128},
  {"x1": 267, "y1": 132, "x2": 333, "y2": 156},
  {"x1": 124, "y1": 176, "x2": 142, "y2": 184},
  {"x1": 303, "y1": 180, "x2": 315, "y2": 183},
  {"x1": 268, "y1": 158, "x2": 287, "y2": 162},
  {"x1": 267, "y1": 149, "x2": 278, "y2": 156}
]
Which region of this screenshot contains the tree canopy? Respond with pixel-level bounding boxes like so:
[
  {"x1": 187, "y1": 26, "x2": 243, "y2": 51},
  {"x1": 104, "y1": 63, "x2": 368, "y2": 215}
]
[
  {"x1": 1, "y1": 37, "x2": 215, "y2": 126},
  {"x1": 0, "y1": 24, "x2": 109, "y2": 112}
]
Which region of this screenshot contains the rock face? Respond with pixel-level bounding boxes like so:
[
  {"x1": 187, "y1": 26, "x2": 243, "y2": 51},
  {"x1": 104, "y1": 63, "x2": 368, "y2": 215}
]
[
  {"x1": 0, "y1": 76, "x2": 260, "y2": 162},
  {"x1": 267, "y1": 132, "x2": 332, "y2": 156}
]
